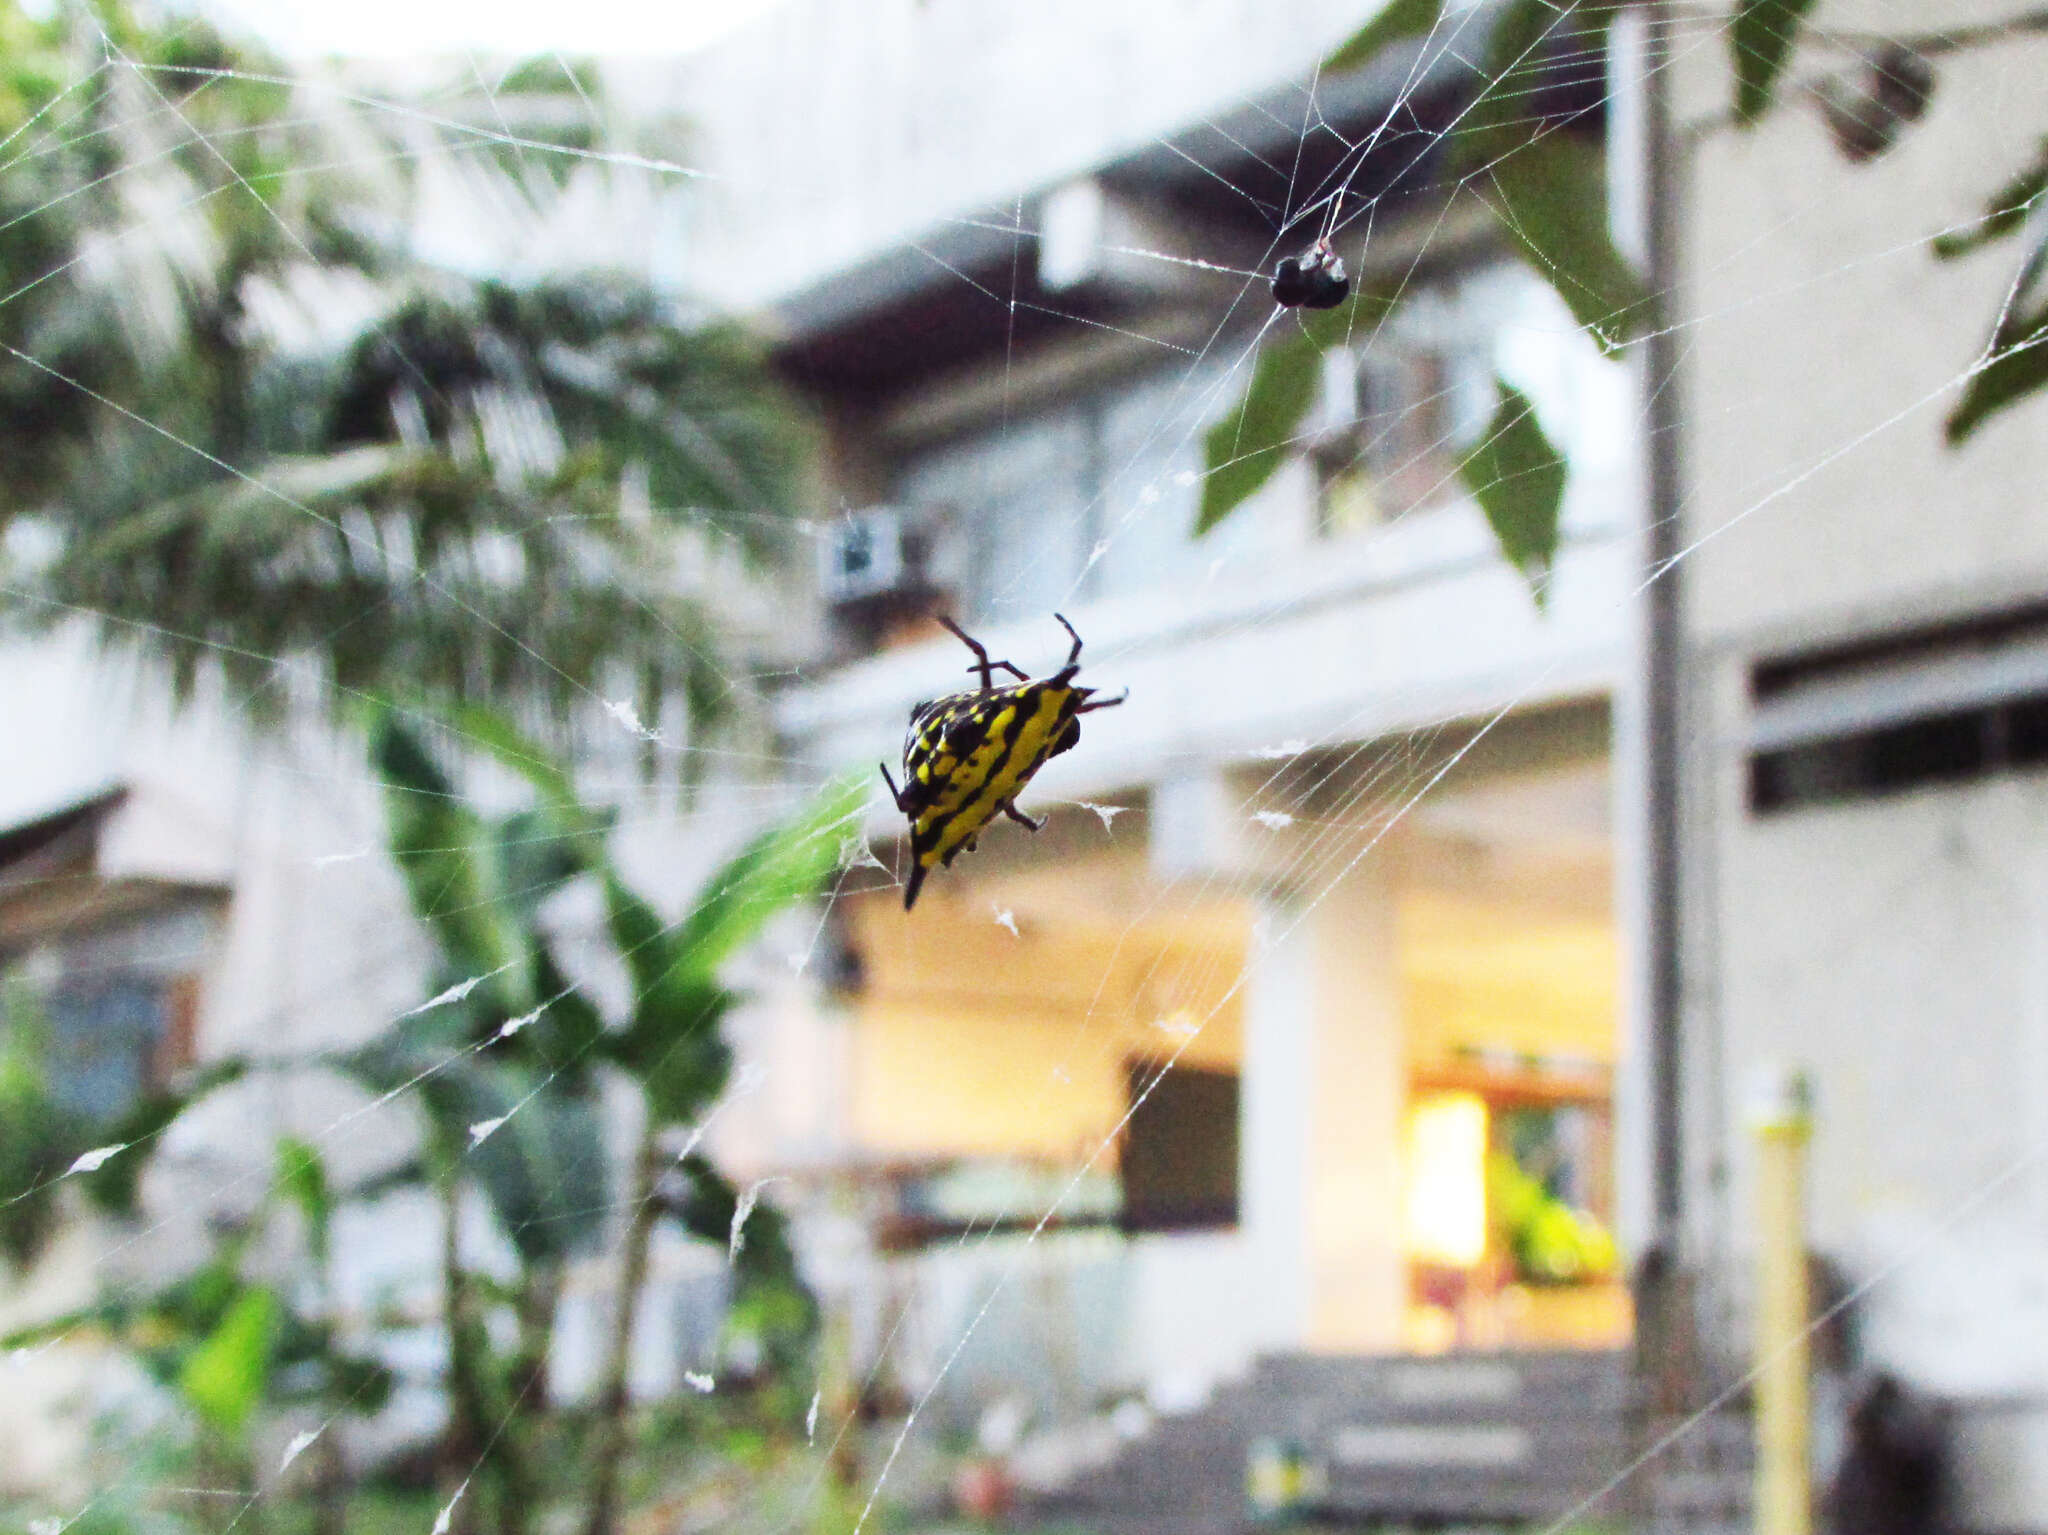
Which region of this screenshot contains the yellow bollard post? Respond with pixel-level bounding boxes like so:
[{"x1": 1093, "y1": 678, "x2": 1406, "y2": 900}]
[{"x1": 1751, "y1": 1067, "x2": 1814, "y2": 1535}]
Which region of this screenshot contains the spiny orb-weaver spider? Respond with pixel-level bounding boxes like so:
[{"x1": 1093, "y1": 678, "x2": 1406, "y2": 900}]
[{"x1": 879, "y1": 613, "x2": 1126, "y2": 910}]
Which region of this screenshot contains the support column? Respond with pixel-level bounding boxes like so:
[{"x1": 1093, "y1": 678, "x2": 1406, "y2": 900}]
[
  {"x1": 1161, "y1": 765, "x2": 1407, "y2": 1355},
  {"x1": 1239, "y1": 897, "x2": 1314, "y2": 1350},
  {"x1": 1303, "y1": 862, "x2": 1406, "y2": 1352}
]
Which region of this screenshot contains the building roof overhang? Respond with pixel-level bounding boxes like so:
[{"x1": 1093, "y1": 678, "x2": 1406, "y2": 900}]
[
  {"x1": 765, "y1": 11, "x2": 1550, "y2": 400},
  {"x1": 0, "y1": 787, "x2": 232, "y2": 956}
]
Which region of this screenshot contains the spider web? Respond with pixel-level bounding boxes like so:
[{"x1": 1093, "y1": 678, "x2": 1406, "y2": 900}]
[{"x1": 0, "y1": 2, "x2": 2044, "y2": 1532}]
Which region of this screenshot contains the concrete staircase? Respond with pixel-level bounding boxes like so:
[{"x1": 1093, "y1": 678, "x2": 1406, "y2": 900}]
[
  {"x1": 1029, "y1": 1349, "x2": 1665, "y2": 1534},
  {"x1": 1640, "y1": 1404, "x2": 1755, "y2": 1535}
]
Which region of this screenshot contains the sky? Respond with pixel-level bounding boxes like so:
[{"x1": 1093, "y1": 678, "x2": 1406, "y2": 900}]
[{"x1": 194, "y1": 0, "x2": 795, "y2": 56}]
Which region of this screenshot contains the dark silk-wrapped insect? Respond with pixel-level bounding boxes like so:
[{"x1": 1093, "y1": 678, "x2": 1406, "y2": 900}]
[
  {"x1": 1272, "y1": 239, "x2": 1350, "y2": 310},
  {"x1": 880, "y1": 613, "x2": 1125, "y2": 910}
]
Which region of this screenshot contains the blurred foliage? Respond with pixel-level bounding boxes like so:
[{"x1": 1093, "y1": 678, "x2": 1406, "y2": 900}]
[
  {"x1": 0, "y1": 981, "x2": 78, "y2": 1268},
  {"x1": 1457, "y1": 378, "x2": 1567, "y2": 604},
  {"x1": 1203, "y1": 0, "x2": 2048, "y2": 582},
  {"x1": 360, "y1": 706, "x2": 861, "y2": 1534},
  {"x1": 176, "y1": 1286, "x2": 280, "y2": 1439},
  {"x1": 1731, "y1": 0, "x2": 1819, "y2": 125},
  {"x1": 2, "y1": 1138, "x2": 395, "y2": 1445},
  {"x1": 452, "y1": 704, "x2": 863, "y2": 1534},
  {"x1": 1200, "y1": 0, "x2": 1642, "y2": 576},
  {"x1": 1487, "y1": 1139, "x2": 1618, "y2": 1285},
  {"x1": 1485, "y1": 1104, "x2": 1619, "y2": 1285},
  {"x1": 1935, "y1": 139, "x2": 2048, "y2": 444},
  {"x1": 0, "y1": 0, "x2": 812, "y2": 743},
  {"x1": 0, "y1": 711, "x2": 860, "y2": 1532}
]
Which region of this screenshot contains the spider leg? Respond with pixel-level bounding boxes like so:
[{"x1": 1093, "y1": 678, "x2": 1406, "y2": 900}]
[
  {"x1": 969, "y1": 658, "x2": 1030, "y2": 683},
  {"x1": 937, "y1": 614, "x2": 1008, "y2": 692},
  {"x1": 1076, "y1": 687, "x2": 1128, "y2": 713},
  {"x1": 878, "y1": 761, "x2": 911, "y2": 813},
  {"x1": 1003, "y1": 802, "x2": 1045, "y2": 832},
  {"x1": 1051, "y1": 611, "x2": 1083, "y2": 669}
]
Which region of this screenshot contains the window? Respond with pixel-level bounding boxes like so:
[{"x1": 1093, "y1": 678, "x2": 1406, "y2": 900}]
[
  {"x1": 1, "y1": 905, "x2": 217, "y2": 1123},
  {"x1": 868, "y1": 1156, "x2": 1122, "y2": 1249},
  {"x1": 41, "y1": 972, "x2": 198, "y2": 1120},
  {"x1": 1749, "y1": 603, "x2": 2048, "y2": 812},
  {"x1": 1311, "y1": 262, "x2": 1519, "y2": 534},
  {"x1": 886, "y1": 357, "x2": 1288, "y2": 625},
  {"x1": 1119, "y1": 1062, "x2": 1240, "y2": 1232}
]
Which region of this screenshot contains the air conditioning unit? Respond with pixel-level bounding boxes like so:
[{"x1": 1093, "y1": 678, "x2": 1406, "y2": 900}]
[{"x1": 820, "y1": 506, "x2": 908, "y2": 604}]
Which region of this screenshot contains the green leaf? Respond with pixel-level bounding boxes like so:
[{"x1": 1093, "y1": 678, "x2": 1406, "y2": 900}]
[
  {"x1": 370, "y1": 708, "x2": 522, "y2": 1001},
  {"x1": 1195, "y1": 280, "x2": 1406, "y2": 538},
  {"x1": 3, "y1": 1303, "x2": 118, "y2": 1353},
  {"x1": 445, "y1": 704, "x2": 584, "y2": 812},
  {"x1": 1323, "y1": 0, "x2": 1443, "y2": 74},
  {"x1": 598, "y1": 775, "x2": 861, "y2": 1124},
  {"x1": 1945, "y1": 300, "x2": 2048, "y2": 445},
  {"x1": 613, "y1": 984, "x2": 734, "y2": 1127},
  {"x1": 522, "y1": 945, "x2": 607, "y2": 1075},
  {"x1": 275, "y1": 1136, "x2": 331, "y2": 1269},
  {"x1": 1455, "y1": 0, "x2": 1599, "y2": 155},
  {"x1": 1446, "y1": 0, "x2": 1642, "y2": 352},
  {"x1": 1468, "y1": 132, "x2": 1647, "y2": 353},
  {"x1": 315, "y1": 1350, "x2": 396, "y2": 1415},
  {"x1": 495, "y1": 806, "x2": 611, "y2": 929},
  {"x1": 1458, "y1": 378, "x2": 1567, "y2": 601},
  {"x1": 178, "y1": 1286, "x2": 278, "y2": 1439},
  {"x1": 451, "y1": 1066, "x2": 609, "y2": 1263},
  {"x1": 672, "y1": 1156, "x2": 815, "y2": 1374},
  {"x1": 605, "y1": 773, "x2": 867, "y2": 1006},
  {"x1": 672, "y1": 1156, "x2": 798, "y2": 1285},
  {"x1": 667, "y1": 773, "x2": 867, "y2": 982},
  {"x1": 443, "y1": 705, "x2": 616, "y2": 911},
  {"x1": 599, "y1": 876, "x2": 731, "y2": 1126},
  {"x1": 1933, "y1": 141, "x2": 2048, "y2": 261},
  {"x1": 1733, "y1": 0, "x2": 1818, "y2": 125},
  {"x1": 437, "y1": 55, "x2": 604, "y2": 193},
  {"x1": 1196, "y1": 331, "x2": 1323, "y2": 538}
]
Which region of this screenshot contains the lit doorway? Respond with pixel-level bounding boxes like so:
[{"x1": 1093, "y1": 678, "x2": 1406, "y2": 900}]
[{"x1": 1394, "y1": 758, "x2": 1628, "y2": 1352}]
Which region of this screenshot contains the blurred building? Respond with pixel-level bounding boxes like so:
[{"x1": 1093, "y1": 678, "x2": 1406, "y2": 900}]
[
  {"x1": 1, "y1": 0, "x2": 2044, "y2": 1530},
  {"x1": 677, "y1": 1, "x2": 2048, "y2": 1530},
  {"x1": 667, "y1": 2, "x2": 1648, "y2": 1527},
  {"x1": 1667, "y1": 8, "x2": 2048, "y2": 1529}
]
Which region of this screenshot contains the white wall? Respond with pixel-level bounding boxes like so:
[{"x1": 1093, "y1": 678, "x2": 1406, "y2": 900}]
[
  {"x1": 1677, "y1": 8, "x2": 2048, "y2": 1523},
  {"x1": 1682, "y1": 10, "x2": 2048, "y2": 645}
]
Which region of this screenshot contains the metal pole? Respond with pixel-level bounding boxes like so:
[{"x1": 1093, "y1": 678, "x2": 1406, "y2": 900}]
[
  {"x1": 1751, "y1": 1067, "x2": 1814, "y2": 1535},
  {"x1": 1641, "y1": 0, "x2": 1688, "y2": 1247}
]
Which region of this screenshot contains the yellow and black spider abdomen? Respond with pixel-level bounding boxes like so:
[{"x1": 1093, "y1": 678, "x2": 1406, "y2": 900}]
[
  {"x1": 882, "y1": 614, "x2": 1125, "y2": 910},
  {"x1": 904, "y1": 680, "x2": 1078, "y2": 868}
]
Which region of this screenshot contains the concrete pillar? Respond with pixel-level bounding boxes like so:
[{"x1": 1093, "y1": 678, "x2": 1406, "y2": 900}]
[
  {"x1": 1303, "y1": 860, "x2": 1407, "y2": 1352},
  {"x1": 1239, "y1": 860, "x2": 1409, "y2": 1356},
  {"x1": 1161, "y1": 764, "x2": 1409, "y2": 1354},
  {"x1": 1239, "y1": 897, "x2": 1314, "y2": 1350}
]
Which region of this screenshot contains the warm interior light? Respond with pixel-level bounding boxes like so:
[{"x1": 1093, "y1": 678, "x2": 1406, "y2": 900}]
[{"x1": 1401, "y1": 1090, "x2": 1488, "y2": 1268}]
